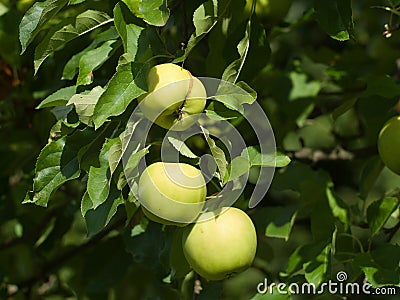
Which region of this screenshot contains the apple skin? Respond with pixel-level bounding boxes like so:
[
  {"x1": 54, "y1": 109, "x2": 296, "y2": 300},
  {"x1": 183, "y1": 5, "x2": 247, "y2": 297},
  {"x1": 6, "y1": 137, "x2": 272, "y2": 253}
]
[
  {"x1": 378, "y1": 116, "x2": 400, "y2": 175},
  {"x1": 182, "y1": 207, "x2": 257, "y2": 281},
  {"x1": 138, "y1": 63, "x2": 207, "y2": 131},
  {"x1": 138, "y1": 162, "x2": 207, "y2": 226}
]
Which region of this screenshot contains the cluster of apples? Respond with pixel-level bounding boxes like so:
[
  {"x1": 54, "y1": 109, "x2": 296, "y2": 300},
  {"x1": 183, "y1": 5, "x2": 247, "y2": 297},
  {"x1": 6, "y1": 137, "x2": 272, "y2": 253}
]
[
  {"x1": 136, "y1": 64, "x2": 257, "y2": 281},
  {"x1": 378, "y1": 115, "x2": 400, "y2": 175}
]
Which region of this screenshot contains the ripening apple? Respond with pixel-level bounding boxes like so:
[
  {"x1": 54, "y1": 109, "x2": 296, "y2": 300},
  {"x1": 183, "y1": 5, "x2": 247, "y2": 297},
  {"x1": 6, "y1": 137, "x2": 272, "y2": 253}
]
[
  {"x1": 182, "y1": 207, "x2": 257, "y2": 281},
  {"x1": 378, "y1": 116, "x2": 400, "y2": 175},
  {"x1": 138, "y1": 63, "x2": 207, "y2": 131},
  {"x1": 138, "y1": 162, "x2": 207, "y2": 226}
]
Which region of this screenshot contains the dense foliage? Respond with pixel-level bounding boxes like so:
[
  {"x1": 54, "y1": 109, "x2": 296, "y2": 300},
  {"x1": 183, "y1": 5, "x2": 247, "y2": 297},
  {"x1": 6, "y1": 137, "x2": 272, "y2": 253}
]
[{"x1": 1, "y1": 0, "x2": 400, "y2": 299}]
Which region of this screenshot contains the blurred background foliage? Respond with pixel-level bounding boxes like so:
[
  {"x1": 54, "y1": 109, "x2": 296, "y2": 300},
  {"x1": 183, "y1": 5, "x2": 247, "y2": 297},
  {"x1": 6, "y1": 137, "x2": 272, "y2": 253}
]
[{"x1": 1, "y1": 0, "x2": 400, "y2": 299}]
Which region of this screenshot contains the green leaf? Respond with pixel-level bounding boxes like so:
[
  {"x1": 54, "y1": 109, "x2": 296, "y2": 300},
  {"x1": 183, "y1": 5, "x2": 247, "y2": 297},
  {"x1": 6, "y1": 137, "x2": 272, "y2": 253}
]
[
  {"x1": 206, "y1": 101, "x2": 241, "y2": 120},
  {"x1": 87, "y1": 138, "x2": 121, "y2": 209},
  {"x1": 36, "y1": 86, "x2": 76, "y2": 108},
  {"x1": 222, "y1": 20, "x2": 250, "y2": 83},
  {"x1": 123, "y1": 146, "x2": 150, "y2": 185},
  {"x1": 122, "y1": 0, "x2": 169, "y2": 26},
  {"x1": 175, "y1": 0, "x2": 227, "y2": 62},
  {"x1": 83, "y1": 185, "x2": 124, "y2": 237},
  {"x1": 34, "y1": 10, "x2": 112, "y2": 73},
  {"x1": 240, "y1": 18, "x2": 270, "y2": 81},
  {"x1": 76, "y1": 123, "x2": 118, "y2": 172},
  {"x1": 213, "y1": 81, "x2": 256, "y2": 114},
  {"x1": 326, "y1": 188, "x2": 349, "y2": 227},
  {"x1": 201, "y1": 126, "x2": 227, "y2": 182},
  {"x1": 314, "y1": 0, "x2": 354, "y2": 41},
  {"x1": 359, "y1": 156, "x2": 384, "y2": 200},
  {"x1": 354, "y1": 244, "x2": 400, "y2": 287},
  {"x1": 253, "y1": 206, "x2": 297, "y2": 241},
  {"x1": 227, "y1": 156, "x2": 250, "y2": 181},
  {"x1": 123, "y1": 222, "x2": 166, "y2": 269},
  {"x1": 289, "y1": 72, "x2": 321, "y2": 100},
  {"x1": 167, "y1": 137, "x2": 199, "y2": 159},
  {"x1": 108, "y1": 140, "x2": 122, "y2": 175},
  {"x1": 69, "y1": 0, "x2": 86, "y2": 4},
  {"x1": 81, "y1": 191, "x2": 93, "y2": 217},
  {"x1": 332, "y1": 96, "x2": 358, "y2": 120},
  {"x1": 19, "y1": 0, "x2": 69, "y2": 53},
  {"x1": 303, "y1": 244, "x2": 331, "y2": 286},
  {"x1": 242, "y1": 147, "x2": 291, "y2": 168},
  {"x1": 76, "y1": 40, "x2": 119, "y2": 86},
  {"x1": 362, "y1": 75, "x2": 400, "y2": 99},
  {"x1": 236, "y1": 81, "x2": 257, "y2": 100},
  {"x1": 367, "y1": 197, "x2": 399, "y2": 236},
  {"x1": 222, "y1": 17, "x2": 270, "y2": 83},
  {"x1": 92, "y1": 61, "x2": 148, "y2": 129},
  {"x1": 67, "y1": 86, "x2": 104, "y2": 125},
  {"x1": 285, "y1": 242, "x2": 330, "y2": 278},
  {"x1": 24, "y1": 128, "x2": 97, "y2": 207},
  {"x1": 114, "y1": 3, "x2": 147, "y2": 60},
  {"x1": 62, "y1": 26, "x2": 119, "y2": 80}
]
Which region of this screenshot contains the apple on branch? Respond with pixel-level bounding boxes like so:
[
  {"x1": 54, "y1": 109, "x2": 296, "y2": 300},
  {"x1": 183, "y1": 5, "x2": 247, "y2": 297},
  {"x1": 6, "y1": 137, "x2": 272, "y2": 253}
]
[
  {"x1": 138, "y1": 63, "x2": 207, "y2": 131},
  {"x1": 138, "y1": 162, "x2": 207, "y2": 226},
  {"x1": 182, "y1": 207, "x2": 257, "y2": 281}
]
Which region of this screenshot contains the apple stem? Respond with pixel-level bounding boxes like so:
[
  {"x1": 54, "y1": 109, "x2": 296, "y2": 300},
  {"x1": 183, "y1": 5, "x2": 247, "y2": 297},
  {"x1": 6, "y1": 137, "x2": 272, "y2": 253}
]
[{"x1": 192, "y1": 272, "x2": 202, "y2": 300}]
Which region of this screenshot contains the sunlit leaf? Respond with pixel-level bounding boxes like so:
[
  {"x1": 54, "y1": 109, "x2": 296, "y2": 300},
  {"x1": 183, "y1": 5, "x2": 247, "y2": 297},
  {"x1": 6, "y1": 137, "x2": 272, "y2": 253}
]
[
  {"x1": 314, "y1": 0, "x2": 354, "y2": 41},
  {"x1": 122, "y1": 0, "x2": 169, "y2": 26},
  {"x1": 167, "y1": 136, "x2": 199, "y2": 159},
  {"x1": 201, "y1": 126, "x2": 227, "y2": 182},
  {"x1": 76, "y1": 40, "x2": 119, "y2": 86},
  {"x1": 36, "y1": 86, "x2": 76, "y2": 108},
  {"x1": 92, "y1": 61, "x2": 148, "y2": 129},
  {"x1": 83, "y1": 184, "x2": 124, "y2": 236},
  {"x1": 67, "y1": 86, "x2": 105, "y2": 125},
  {"x1": 354, "y1": 244, "x2": 400, "y2": 287},
  {"x1": 24, "y1": 128, "x2": 97, "y2": 206},
  {"x1": 242, "y1": 146, "x2": 291, "y2": 168},
  {"x1": 19, "y1": 0, "x2": 69, "y2": 53},
  {"x1": 174, "y1": 0, "x2": 228, "y2": 62},
  {"x1": 34, "y1": 10, "x2": 112, "y2": 73},
  {"x1": 114, "y1": 3, "x2": 147, "y2": 60},
  {"x1": 87, "y1": 138, "x2": 121, "y2": 209},
  {"x1": 367, "y1": 197, "x2": 399, "y2": 236},
  {"x1": 62, "y1": 26, "x2": 119, "y2": 80}
]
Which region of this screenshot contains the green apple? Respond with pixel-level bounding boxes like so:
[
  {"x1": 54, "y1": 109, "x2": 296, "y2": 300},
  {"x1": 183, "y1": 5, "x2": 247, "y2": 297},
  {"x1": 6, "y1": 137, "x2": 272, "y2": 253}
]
[
  {"x1": 378, "y1": 116, "x2": 400, "y2": 175},
  {"x1": 182, "y1": 207, "x2": 257, "y2": 281},
  {"x1": 138, "y1": 63, "x2": 207, "y2": 131},
  {"x1": 138, "y1": 162, "x2": 207, "y2": 226}
]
